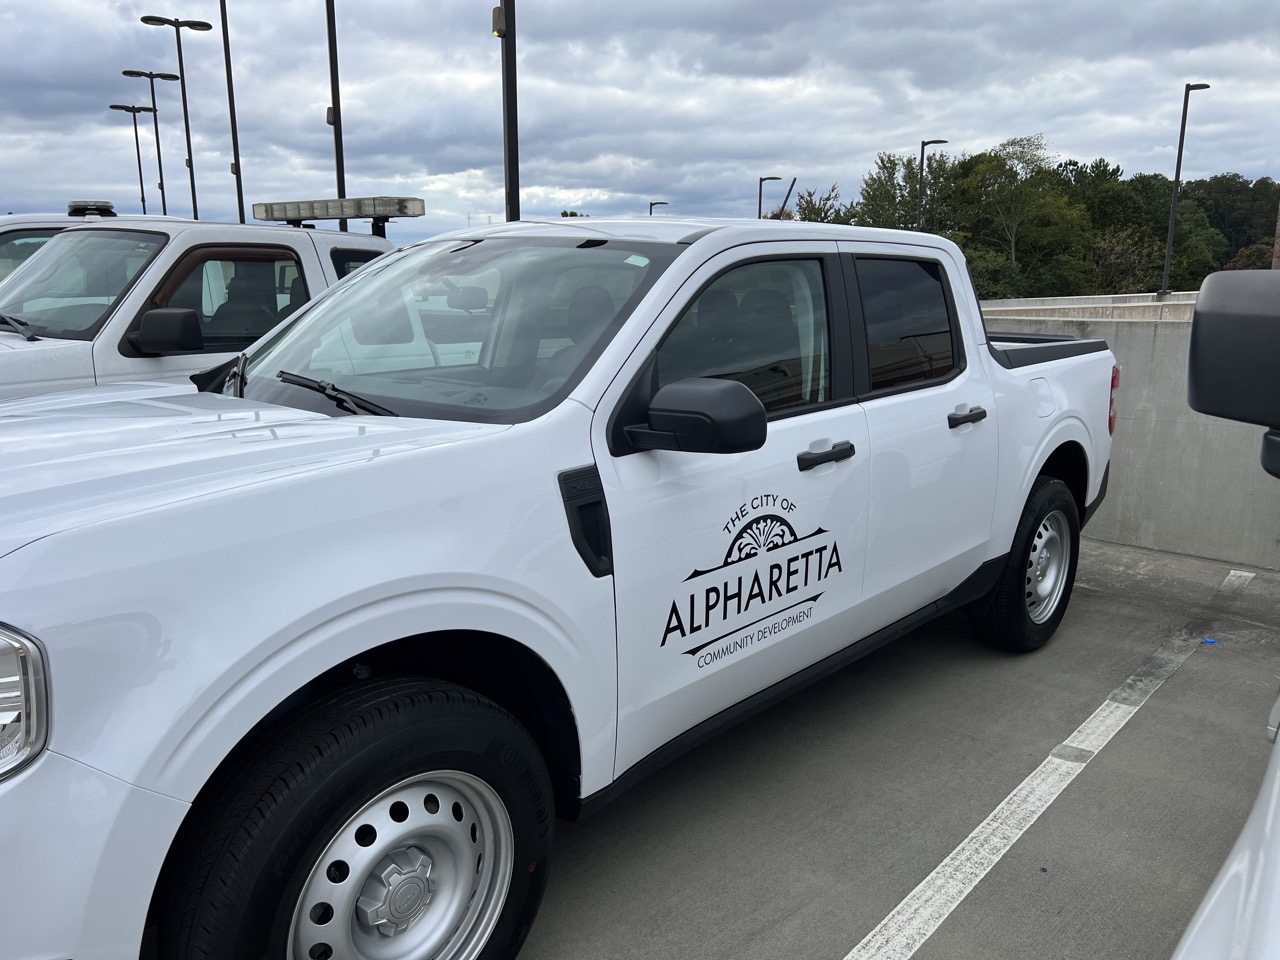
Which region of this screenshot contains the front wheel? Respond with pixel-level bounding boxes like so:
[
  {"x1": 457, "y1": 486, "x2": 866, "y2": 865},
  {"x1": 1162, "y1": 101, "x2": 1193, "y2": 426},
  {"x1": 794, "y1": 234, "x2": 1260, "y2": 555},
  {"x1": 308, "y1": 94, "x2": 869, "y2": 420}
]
[
  {"x1": 157, "y1": 680, "x2": 554, "y2": 960},
  {"x1": 981, "y1": 476, "x2": 1081, "y2": 652}
]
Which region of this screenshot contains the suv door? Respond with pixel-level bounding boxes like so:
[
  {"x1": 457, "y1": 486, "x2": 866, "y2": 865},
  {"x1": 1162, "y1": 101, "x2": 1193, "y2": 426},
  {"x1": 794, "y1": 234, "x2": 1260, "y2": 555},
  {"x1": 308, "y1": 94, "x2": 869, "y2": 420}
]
[
  {"x1": 837, "y1": 242, "x2": 999, "y2": 633},
  {"x1": 593, "y1": 243, "x2": 871, "y2": 777},
  {"x1": 96, "y1": 244, "x2": 314, "y2": 385}
]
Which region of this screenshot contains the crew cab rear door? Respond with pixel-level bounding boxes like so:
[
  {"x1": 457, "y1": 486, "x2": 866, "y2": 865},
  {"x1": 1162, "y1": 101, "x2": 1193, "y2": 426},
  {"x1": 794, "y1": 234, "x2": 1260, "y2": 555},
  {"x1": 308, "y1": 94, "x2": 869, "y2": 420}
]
[
  {"x1": 836, "y1": 242, "x2": 999, "y2": 633},
  {"x1": 593, "y1": 242, "x2": 872, "y2": 778}
]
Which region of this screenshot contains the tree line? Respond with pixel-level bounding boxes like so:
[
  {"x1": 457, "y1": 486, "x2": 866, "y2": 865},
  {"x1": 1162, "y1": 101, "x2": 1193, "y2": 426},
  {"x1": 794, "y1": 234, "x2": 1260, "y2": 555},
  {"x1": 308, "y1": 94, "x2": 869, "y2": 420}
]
[{"x1": 782, "y1": 134, "x2": 1278, "y2": 299}]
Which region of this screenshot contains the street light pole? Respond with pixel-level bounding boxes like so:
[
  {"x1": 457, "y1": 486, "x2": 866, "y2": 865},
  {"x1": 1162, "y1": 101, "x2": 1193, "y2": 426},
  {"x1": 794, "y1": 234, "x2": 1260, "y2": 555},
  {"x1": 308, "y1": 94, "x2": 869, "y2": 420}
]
[
  {"x1": 758, "y1": 175, "x2": 780, "y2": 219},
  {"x1": 122, "y1": 69, "x2": 178, "y2": 215},
  {"x1": 218, "y1": 0, "x2": 245, "y2": 223},
  {"x1": 917, "y1": 138, "x2": 948, "y2": 230},
  {"x1": 492, "y1": 0, "x2": 520, "y2": 221},
  {"x1": 141, "y1": 15, "x2": 213, "y2": 220},
  {"x1": 109, "y1": 104, "x2": 156, "y2": 214},
  {"x1": 649, "y1": 201, "x2": 668, "y2": 216},
  {"x1": 1159, "y1": 83, "x2": 1210, "y2": 298},
  {"x1": 325, "y1": 0, "x2": 347, "y2": 231}
]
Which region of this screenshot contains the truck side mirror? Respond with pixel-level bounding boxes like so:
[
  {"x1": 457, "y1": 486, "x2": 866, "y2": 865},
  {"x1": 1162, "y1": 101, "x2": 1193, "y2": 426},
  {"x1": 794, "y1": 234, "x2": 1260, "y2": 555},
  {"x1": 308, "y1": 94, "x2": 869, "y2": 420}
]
[
  {"x1": 625, "y1": 377, "x2": 767, "y2": 454},
  {"x1": 1188, "y1": 270, "x2": 1280, "y2": 478},
  {"x1": 129, "y1": 308, "x2": 204, "y2": 356}
]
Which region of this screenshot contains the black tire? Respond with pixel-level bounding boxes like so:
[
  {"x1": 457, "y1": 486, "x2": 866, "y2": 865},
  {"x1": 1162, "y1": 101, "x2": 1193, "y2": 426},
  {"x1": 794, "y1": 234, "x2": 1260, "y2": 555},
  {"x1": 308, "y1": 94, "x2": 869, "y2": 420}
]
[
  {"x1": 156, "y1": 679, "x2": 554, "y2": 960},
  {"x1": 981, "y1": 476, "x2": 1081, "y2": 652}
]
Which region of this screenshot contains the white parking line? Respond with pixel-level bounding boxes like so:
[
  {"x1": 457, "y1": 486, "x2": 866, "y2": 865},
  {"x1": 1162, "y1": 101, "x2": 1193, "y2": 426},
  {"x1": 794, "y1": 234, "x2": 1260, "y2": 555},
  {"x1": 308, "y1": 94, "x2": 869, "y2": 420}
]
[{"x1": 842, "y1": 634, "x2": 1203, "y2": 960}]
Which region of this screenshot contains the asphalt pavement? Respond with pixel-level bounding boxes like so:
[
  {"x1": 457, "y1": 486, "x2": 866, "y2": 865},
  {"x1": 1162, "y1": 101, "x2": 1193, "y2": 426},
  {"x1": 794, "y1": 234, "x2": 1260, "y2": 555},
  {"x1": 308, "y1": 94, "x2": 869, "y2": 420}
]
[{"x1": 519, "y1": 537, "x2": 1280, "y2": 960}]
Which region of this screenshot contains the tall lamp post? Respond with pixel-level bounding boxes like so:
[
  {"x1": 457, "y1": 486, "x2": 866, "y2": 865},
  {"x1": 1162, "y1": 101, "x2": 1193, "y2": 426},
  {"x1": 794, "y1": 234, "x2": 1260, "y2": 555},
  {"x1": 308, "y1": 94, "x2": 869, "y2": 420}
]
[
  {"x1": 324, "y1": 0, "x2": 347, "y2": 231},
  {"x1": 1159, "y1": 82, "x2": 1210, "y2": 298},
  {"x1": 140, "y1": 15, "x2": 212, "y2": 220},
  {"x1": 758, "y1": 175, "x2": 780, "y2": 219},
  {"x1": 492, "y1": 0, "x2": 520, "y2": 221},
  {"x1": 218, "y1": 0, "x2": 245, "y2": 222},
  {"x1": 917, "y1": 138, "x2": 948, "y2": 230},
  {"x1": 122, "y1": 69, "x2": 178, "y2": 215},
  {"x1": 648, "y1": 200, "x2": 668, "y2": 216},
  {"x1": 109, "y1": 103, "x2": 156, "y2": 214}
]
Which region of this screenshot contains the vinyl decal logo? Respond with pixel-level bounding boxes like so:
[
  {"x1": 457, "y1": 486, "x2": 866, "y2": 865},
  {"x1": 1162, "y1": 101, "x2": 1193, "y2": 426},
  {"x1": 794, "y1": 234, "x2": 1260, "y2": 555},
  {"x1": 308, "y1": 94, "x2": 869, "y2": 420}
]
[{"x1": 661, "y1": 493, "x2": 843, "y2": 668}]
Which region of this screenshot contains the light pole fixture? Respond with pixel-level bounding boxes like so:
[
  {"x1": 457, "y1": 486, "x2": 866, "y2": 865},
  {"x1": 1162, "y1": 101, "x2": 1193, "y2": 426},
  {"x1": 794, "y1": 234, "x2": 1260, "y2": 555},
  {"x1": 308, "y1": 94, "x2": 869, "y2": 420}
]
[
  {"x1": 758, "y1": 175, "x2": 780, "y2": 219},
  {"x1": 1159, "y1": 82, "x2": 1210, "y2": 298},
  {"x1": 648, "y1": 201, "x2": 668, "y2": 216},
  {"x1": 218, "y1": 0, "x2": 245, "y2": 223},
  {"x1": 141, "y1": 15, "x2": 213, "y2": 220},
  {"x1": 109, "y1": 103, "x2": 157, "y2": 214},
  {"x1": 492, "y1": 0, "x2": 520, "y2": 221},
  {"x1": 324, "y1": 0, "x2": 347, "y2": 231},
  {"x1": 122, "y1": 69, "x2": 178, "y2": 215},
  {"x1": 917, "y1": 139, "x2": 948, "y2": 230}
]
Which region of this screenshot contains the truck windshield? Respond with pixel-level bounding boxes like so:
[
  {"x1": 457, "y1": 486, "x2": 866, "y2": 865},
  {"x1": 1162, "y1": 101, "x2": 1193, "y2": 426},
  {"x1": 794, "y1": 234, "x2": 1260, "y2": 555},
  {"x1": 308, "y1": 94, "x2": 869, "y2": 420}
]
[
  {"x1": 0, "y1": 229, "x2": 166, "y2": 341},
  {"x1": 240, "y1": 236, "x2": 684, "y2": 422}
]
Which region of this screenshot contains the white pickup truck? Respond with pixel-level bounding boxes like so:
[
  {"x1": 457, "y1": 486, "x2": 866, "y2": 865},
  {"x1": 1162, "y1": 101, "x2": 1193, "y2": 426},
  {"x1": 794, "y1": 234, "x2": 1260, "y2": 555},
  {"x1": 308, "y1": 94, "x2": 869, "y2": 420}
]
[
  {"x1": 0, "y1": 218, "x2": 1116, "y2": 960},
  {"x1": 0, "y1": 216, "x2": 390, "y2": 398}
]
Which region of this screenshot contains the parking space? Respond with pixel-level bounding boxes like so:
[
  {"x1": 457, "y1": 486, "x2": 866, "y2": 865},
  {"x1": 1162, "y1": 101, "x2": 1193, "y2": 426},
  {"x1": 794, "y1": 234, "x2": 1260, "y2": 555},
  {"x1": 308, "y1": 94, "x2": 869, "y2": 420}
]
[{"x1": 520, "y1": 538, "x2": 1280, "y2": 960}]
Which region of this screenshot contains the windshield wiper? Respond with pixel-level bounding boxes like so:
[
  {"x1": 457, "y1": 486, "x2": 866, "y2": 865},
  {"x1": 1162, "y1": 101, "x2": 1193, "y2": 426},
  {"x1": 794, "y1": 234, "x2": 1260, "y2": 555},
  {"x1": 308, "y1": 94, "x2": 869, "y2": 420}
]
[
  {"x1": 276, "y1": 370, "x2": 398, "y2": 417},
  {"x1": 0, "y1": 314, "x2": 38, "y2": 341}
]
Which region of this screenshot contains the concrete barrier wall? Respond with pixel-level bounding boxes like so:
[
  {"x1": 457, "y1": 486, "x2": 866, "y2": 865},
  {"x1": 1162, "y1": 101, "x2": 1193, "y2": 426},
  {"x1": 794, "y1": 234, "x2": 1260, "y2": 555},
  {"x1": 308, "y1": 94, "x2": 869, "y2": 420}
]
[{"x1": 989, "y1": 315, "x2": 1280, "y2": 572}]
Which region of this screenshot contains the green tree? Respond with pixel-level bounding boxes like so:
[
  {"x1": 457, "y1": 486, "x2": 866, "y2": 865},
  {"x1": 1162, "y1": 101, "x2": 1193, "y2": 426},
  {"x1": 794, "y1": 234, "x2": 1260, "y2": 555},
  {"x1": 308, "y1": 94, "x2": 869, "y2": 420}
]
[
  {"x1": 855, "y1": 152, "x2": 914, "y2": 229},
  {"x1": 794, "y1": 184, "x2": 856, "y2": 224},
  {"x1": 1088, "y1": 227, "x2": 1163, "y2": 292},
  {"x1": 1222, "y1": 243, "x2": 1275, "y2": 270},
  {"x1": 1168, "y1": 199, "x2": 1228, "y2": 290}
]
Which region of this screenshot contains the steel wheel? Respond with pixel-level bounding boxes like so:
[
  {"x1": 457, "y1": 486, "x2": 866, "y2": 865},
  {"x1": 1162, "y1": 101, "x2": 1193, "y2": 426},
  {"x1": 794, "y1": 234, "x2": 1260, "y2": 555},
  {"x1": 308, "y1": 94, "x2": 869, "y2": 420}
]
[
  {"x1": 1025, "y1": 509, "x2": 1071, "y2": 624},
  {"x1": 980, "y1": 476, "x2": 1080, "y2": 652},
  {"x1": 288, "y1": 770, "x2": 514, "y2": 960}
]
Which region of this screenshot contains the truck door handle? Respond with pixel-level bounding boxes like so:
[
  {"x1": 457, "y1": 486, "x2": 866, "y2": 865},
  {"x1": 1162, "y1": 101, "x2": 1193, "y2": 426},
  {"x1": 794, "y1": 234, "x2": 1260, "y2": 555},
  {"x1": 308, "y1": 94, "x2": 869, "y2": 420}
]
[
  {"x1": 948, "y1": 406, "x2": 988, "y2": 429},
  {"x1": 797, "y1": 440, "x2": 855, "y2": 471}
]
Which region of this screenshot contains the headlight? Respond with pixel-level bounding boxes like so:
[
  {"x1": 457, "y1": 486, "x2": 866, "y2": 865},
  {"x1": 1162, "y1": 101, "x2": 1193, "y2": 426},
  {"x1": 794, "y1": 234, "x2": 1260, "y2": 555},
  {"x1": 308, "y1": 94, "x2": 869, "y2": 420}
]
[{"x1": 0, "y1": 626, "x2": 48, "y2": 781}]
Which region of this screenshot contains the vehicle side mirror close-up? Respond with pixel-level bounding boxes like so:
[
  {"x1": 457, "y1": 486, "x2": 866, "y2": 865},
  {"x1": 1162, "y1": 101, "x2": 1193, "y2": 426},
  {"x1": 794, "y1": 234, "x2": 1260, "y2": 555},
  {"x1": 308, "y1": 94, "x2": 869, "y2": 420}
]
[
  {"x1": 129, "y1": 307, "x2": 204, "y2": 356},
  {"x1": 1187, "y1": 270, "x2": 1280, "y2": 478},
  {"x1": 625, "y1": 377, "x2": 767, "y2": 454}
]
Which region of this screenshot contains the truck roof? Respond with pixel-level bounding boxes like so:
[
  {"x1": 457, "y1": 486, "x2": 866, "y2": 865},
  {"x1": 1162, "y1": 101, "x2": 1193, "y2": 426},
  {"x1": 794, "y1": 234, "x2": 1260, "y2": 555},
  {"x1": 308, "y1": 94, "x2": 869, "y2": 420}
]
[
  {"x1": 415, "y1": 216, "x2": 963, "y2": 257},
  {"x1": 54, "y1": 216, "x2": 392, "y2": 247}
]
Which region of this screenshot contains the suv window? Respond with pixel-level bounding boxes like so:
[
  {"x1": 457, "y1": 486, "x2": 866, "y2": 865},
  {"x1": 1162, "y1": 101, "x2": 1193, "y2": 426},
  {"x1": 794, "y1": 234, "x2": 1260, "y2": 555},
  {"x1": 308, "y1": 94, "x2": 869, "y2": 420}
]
[
  {"x1": 657, "y1": 259, "x2": 830, "y2": 414},
  {"x1": 855, "y1": 258, "x2": 956, "y2": 391},
  {"x1": 157, "y1": 249, "x2": 305, "y2": 353}
]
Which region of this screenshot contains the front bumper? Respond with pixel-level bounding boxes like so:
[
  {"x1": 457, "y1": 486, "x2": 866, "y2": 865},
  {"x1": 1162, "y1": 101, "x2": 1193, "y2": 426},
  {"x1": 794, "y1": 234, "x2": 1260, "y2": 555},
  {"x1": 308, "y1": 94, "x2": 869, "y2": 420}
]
[{"x1": 0, "y1": 750, "x2": 188, "y2": 960}]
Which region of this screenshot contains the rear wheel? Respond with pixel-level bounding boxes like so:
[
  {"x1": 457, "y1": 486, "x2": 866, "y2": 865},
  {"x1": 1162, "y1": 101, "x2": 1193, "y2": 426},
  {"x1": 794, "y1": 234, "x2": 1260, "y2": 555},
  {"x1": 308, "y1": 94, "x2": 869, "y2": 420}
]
[
  {"x1": 982, "y1": 476, "x2": 1080, "y2": 652},
  {"x1": 157, "y1": 680, "x2": 553, "y2": 960}
]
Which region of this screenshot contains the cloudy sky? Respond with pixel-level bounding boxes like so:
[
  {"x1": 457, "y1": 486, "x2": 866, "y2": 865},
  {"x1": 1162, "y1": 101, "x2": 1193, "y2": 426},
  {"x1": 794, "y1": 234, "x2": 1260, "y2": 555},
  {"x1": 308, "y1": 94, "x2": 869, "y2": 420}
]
[{"x1": 1, "y1": 0, "x2": 1276, "y2": 245}]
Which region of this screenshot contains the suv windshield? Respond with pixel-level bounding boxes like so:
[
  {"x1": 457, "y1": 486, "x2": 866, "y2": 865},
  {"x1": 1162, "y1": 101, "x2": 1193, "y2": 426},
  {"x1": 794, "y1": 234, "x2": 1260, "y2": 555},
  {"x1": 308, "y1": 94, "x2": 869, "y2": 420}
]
[
  {"x1": 239, "y1": 236, "x2": 684, "y2": 422},
  {"x1": 0, "y1": 229, "x2": 166, "y2": 340}
]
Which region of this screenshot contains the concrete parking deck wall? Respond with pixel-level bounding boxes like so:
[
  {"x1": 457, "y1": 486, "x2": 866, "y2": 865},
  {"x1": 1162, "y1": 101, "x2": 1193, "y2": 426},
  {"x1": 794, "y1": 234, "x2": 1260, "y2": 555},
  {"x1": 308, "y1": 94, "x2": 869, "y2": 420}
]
[{"x1": 986, "y1": 312, "x2": 1280, "y2": 572}]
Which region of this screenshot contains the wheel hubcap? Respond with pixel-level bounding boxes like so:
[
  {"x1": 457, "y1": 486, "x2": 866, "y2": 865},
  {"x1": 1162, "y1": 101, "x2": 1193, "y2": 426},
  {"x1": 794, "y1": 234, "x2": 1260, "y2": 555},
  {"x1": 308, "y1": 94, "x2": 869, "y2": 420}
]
[
  {"x1": 1025, "y1": 509, "x2": 1071, "y2": 624},
  {"x1": 288, "y1": 770, "x2": 514, "y2": 960},
  {"x1": 356, "y1": 846, "x2": 435, "y2": 936}
]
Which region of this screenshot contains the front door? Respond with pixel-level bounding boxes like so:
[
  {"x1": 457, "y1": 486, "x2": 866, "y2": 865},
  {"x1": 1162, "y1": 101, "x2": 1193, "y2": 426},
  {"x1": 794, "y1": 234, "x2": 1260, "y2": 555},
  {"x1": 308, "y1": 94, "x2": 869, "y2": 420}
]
[{"x1": 594, "y1": 245, "x2": 872, "y2": 777}]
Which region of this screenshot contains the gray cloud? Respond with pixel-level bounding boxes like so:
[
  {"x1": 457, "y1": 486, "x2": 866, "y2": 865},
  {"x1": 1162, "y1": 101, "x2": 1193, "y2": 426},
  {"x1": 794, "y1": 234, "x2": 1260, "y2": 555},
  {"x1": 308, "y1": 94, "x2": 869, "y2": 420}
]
[{"x1": 0, "y1": 0, "x2": 1275, "y2": 245}]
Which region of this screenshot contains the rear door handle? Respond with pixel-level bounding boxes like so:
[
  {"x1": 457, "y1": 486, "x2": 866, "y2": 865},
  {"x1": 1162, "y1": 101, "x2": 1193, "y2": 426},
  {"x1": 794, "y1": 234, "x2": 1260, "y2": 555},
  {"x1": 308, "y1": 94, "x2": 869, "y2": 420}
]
[
  {"x1": 947, "y1": 406, "x2": 988, "y2": 429},
  {"x1": 797, "y1": 440, "x2": 855, "y2": 471}
]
